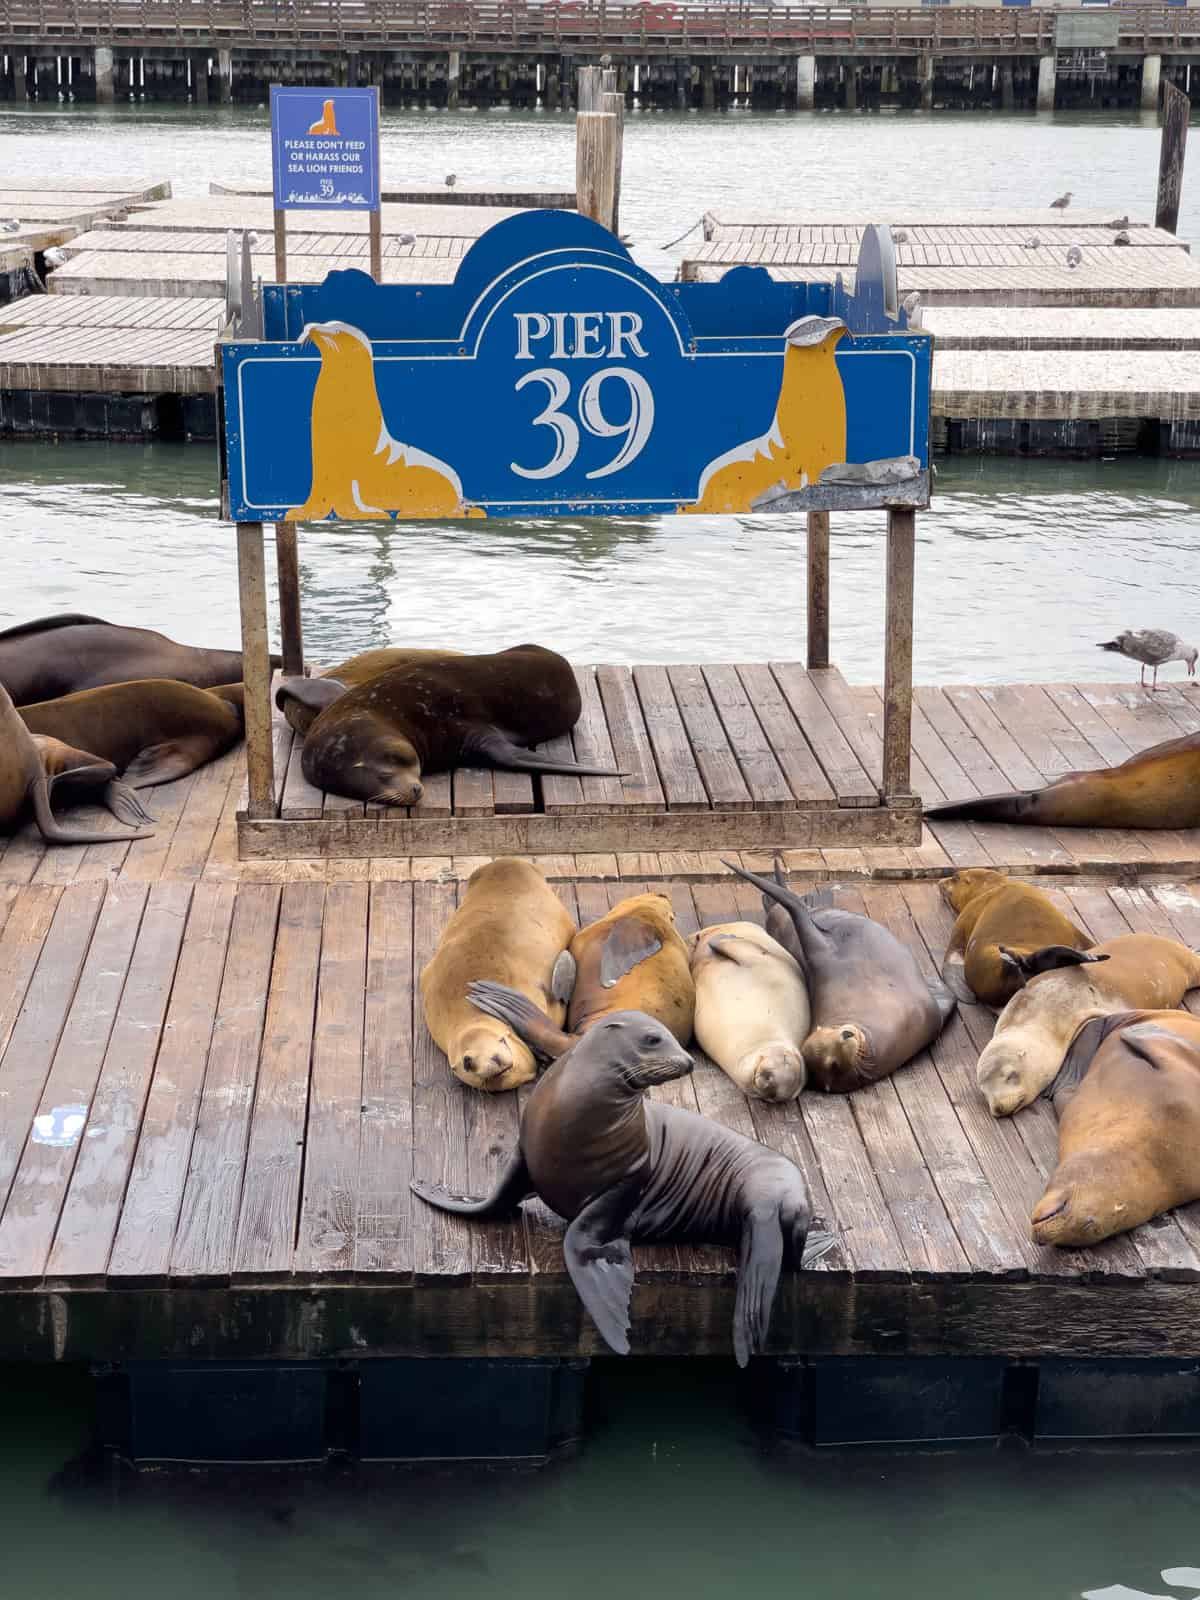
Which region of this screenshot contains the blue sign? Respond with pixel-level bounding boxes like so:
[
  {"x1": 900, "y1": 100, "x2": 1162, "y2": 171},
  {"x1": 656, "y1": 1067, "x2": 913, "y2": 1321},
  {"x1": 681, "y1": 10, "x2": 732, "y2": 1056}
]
[
  {"x1": 270, "y1": 86, "x2": 380, "y2": 212},
  {"x1": 220, "y1": 211, "x2": 931, "y2": 522}
]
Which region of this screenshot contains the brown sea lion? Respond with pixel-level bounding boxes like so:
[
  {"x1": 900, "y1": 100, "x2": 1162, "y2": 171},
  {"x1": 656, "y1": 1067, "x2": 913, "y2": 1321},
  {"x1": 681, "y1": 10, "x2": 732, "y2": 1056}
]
[
  {"x1": 0, "y1": 681, "x2": 153, "y2": 846},
  {"x1": 411, "y1": 985, "x2": 812, "y2": 1366},
  {"x1": 727, "y1": 859, "x2": 956, "y2": 1092},
  {"x1": 976, "y1": 932, "x2": 1200, "y2": 1117},
  {"x1": 0, "y1": 614, "x2": 277, "y2": 705},
  {"x1": 419, "y1": 858, "x2": 577, "y2": 1092},
  {"x1": 277, "y1": 648, "x2": 464, "y2": 737},
  {"x1": 567, "y1": 893, "x2": 694, "y2": 1044},
  {"x1": 19, "y1": 680, "x2": 245, "y2": 787},
  {"x1": 278, "y1": 645, "x2": 622, "y2": 808},
  {"x1": 939, "y1": 868, "x2": 1099, "y2": 1007},
  {"x1": 924, "y1": 730, "x2": 1200, "y2": 829},
  {"x1": 1032, "y1": 1009, "x2": 1200, "y2": 1247}
]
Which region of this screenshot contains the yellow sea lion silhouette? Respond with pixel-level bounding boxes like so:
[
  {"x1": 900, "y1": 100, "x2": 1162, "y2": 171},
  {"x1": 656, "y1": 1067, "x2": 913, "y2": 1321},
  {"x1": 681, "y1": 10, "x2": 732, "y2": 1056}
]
[
  {"x1": 286, "y1": 322, "x2": 480, "y2": 521},
  {"x1": 681, "y1": 315, "x2": 848, "y2": 515},
  {"x1": 308, "y1": 99, "x2": 339, "y2": 136}
]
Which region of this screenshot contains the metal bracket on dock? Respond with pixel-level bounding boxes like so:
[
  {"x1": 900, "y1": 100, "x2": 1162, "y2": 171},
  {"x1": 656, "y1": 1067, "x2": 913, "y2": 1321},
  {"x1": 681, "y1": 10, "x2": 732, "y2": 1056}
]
[{"x1": 224, "y1": 228, "x2": 262, "y2": 341}]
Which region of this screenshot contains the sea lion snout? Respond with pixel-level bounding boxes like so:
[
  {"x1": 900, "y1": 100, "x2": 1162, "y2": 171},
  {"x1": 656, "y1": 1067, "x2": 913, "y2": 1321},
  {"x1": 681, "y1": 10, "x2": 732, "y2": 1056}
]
[
  {"x1": 802, "y1": 1023, "x2": 867, "y2": 1093},
  {"x1": 451, "y1": 1023, "x2": 535, "y2": 1092},
  {"x1": 747, "y1": 1045, "x2": 806, "y2": 1103}
]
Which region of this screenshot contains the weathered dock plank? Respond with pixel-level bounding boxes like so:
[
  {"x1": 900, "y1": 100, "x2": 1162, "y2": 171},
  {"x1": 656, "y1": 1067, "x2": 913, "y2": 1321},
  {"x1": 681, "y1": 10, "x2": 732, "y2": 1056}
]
[
  {"x1": 211, "y1": 178, "x2": 576, "y2": 209},
  {"x1": 46, "y1": 249, "x2": 460, "y2": 297},
  {"x1": 923, "y1": 307, "x2": 1200, "y2": 351}
]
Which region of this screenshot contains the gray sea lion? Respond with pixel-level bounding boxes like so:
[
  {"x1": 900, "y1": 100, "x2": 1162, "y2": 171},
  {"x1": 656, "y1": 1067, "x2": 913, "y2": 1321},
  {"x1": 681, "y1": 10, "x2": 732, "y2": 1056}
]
[
  {"x1": 277, "y1": 647, "x2": 465, "y2": 737},
  {"x1": 567, "y1": 892, "x2": 694, "y2": 1043},
  {"x1": 278, "y1": 645, "x2": 623, "y2": 807},
  {"x1": 0, "y1": 613, "x2": 277, "y2": 705},
  {"x1": 725, "y1": 859, "x2": 956, "y2": 1092},
  {"x1": 939, "y1": 868, "x2": 1098, "y2": 1007},
  {"x1": 924, "y1": 731, "x2": 1200, "y2": 829},
  {"x1": 0, "y1": 681, "x2": 153, "y2": 846},
  {"x1": 1032, "y1": 1009, "x2": 1200, "y2": 1247},
  {"x1": 411, "y1": 982, "x2": 812, "y2": 1366},
  {"x1": 19, "y1": 680, "x2": 245, "y2": 787}
]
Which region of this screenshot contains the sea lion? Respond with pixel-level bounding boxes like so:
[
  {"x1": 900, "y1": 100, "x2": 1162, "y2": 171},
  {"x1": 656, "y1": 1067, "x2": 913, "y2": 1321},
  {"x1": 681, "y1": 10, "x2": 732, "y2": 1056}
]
[
  {"x1": 277, "y1": 648, "x2": 464, "y2": 737},
  {"x1": 285, "y1": 322, "x2": 481, "y2": 522},
  {"x1": 939, "y1": 868, "x2": 1098, "y2": 1007},
  {"x1": 19, "y1": 680, "x2": 245, "y2": 787},
  {"x1": 0, "y1": 681, "x2": 153, "y2": 846},
  {"x1": 411, "y1": 983, "x2": 812, "y2": 1366},
  {"x1": 924, "y1": 730, "x2": 1200, "y2": 829},
  {"x1": 419, "y1": 858, "x2": 577, "y2": 1092},
  {"x1": 689, "y1": 921, "x2": 810, "y2": 1102},
  {"x1": 567, "y1": 893, "x2": 694, "y2": 1044},
  {"x1": 0, "y1": 614, "x2": 277, "y2": 706},
  {"x1": 681, "y1": 317, "x2": 848, "y2": 514},
  {"x1": 1031, "y1": 1009, "x2": 1200, "y2": 1247},
  {"x1": 279, "y1": 645, "x2": 622, "y2": 807},
  {"x1": 726, "y1": 859, "x2": 956, "y2": 1092},
  {"x1": 976, "y1": 932, "x2": 1200, "y2": 1118}
]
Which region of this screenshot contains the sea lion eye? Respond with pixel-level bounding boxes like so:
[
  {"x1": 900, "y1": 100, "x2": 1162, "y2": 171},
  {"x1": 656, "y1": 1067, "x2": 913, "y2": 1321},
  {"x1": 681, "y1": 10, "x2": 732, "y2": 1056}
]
[
  {"x1": 841, "y1": 1029, "x2": 855, "y2": 1041},
  {"x1": 641, "y1": 1032, "x2": 661, "y2": 1047}
]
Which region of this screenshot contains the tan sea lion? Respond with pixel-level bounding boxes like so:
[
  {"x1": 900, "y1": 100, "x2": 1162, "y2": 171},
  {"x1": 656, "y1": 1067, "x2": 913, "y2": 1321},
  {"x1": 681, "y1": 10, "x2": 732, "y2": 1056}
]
[
  {"x1": 412, "y1": 985, "x2": 812, "y2": 1366},
  {"x1": 727, "y1": 859, "x2": 956, "y2": 1092},
  {"x1": 0, "y1": 613, "x2": 277, "y2": 706},
  {"x1": 19, "y1": 680, "x2": 245, "y2": 787},
  {"x1": 277, "y1": 646, "x2": 622, "y2": 808},
  {"x1": 924, "y1": 730, "x2": 1200, "y2": 829},
  {"x1": 277, "y1": 648, "x2": 464, "y2": 737},
  {"x1": 567, "y1": 893, "x2": 694, "y2": 1045},
  {"x1": 1032, "y1": 1009, "x2": 1200, "y2": 1247},
  {"x1": 419, "y1": 858, "x2": 577, "y2": 1092},
  {"x1": 939, "y1": 868, "x2": 1099, "y2": 1007},
  {"x1": 0, "y1": 681, "x2": 153, "y2": 846},
  {"x1": 689, "y1": 921, "x2": 810, "y2": 1102},
  {"x1": 976, "y1": 932, "x2": 1200, "y2": 1117}
]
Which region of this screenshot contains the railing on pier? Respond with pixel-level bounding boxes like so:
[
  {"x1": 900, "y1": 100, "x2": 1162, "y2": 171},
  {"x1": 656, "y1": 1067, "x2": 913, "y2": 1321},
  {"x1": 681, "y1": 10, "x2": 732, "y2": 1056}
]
[{"x1": 9, "y1": 1, "x2": 1200, "y2": 57}]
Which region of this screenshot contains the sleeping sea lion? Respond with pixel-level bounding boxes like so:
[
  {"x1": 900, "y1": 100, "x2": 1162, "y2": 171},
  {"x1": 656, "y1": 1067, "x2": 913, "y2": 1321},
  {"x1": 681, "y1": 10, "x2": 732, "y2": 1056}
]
[
  {"x1": 0, "y1": 614, "x2": 276, "y2": 706},
  {"x1": 19, "y1": 680, "x2": 245, "y2": 788},
  {"x1": 976, "y1": 932, "x2": 1200, "y2": 1117},
  {"x1": 924, "y1": 730, "x2": 1200, "y2": 829},
  {"x1": 567, "y1": 893, "x2": 694, "y2": 1044},
  {"x1": 0, "y1": 681, "x2": 153, "y2": 847},
  {"x1": 726, "y1": 859, "x2": 956, "y2": 1092},
  {"x1": 689, "y1": 921, "x2": 810, "y2": 1102},
  {"x1": 1032, "y1": 1009, "x2": 1200, "y2": 1247},
  {"x1": 419, "y1": 858, "x2": 577, "y2": 1091},
  {"x1": 279, "y1": 645, "x2": 622, "y2": 808},
  {"x1": 278, "y1": 648, "x2": 464, "y2": 737},
  {"x1": 412, "y1": 984, "x2": 812, "y2": 1367},
  {"x1": 939, "y1": 868, "x2": 1099, "y2": 1007}
]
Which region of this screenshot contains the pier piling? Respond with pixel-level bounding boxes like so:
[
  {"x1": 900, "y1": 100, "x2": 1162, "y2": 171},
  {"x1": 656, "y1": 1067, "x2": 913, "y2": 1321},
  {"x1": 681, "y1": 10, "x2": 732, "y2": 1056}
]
[{"x1": 1157, "y1": 78, "x2": 1190, "y2": 234}]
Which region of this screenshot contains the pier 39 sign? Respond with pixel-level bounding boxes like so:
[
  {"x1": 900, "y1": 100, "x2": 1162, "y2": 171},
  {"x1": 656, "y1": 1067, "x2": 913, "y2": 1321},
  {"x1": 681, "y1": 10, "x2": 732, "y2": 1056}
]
[{"x1": 219, "y1": 211, "x2": 932, "y2": 522}]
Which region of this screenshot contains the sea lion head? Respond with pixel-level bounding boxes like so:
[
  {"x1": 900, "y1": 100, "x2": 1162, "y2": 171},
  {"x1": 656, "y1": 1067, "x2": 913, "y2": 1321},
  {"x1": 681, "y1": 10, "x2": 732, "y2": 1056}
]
[
  {"x1": 590, "y1": 1009, "x2": 695, "y2": 1092},
  {"x1": 1030, "y1": 1154, "x2": 1134, "y2": 1248},
  {"x1": 802, "y1": 1023, "x2": 869, "y2": 1092},
  {"x1": 975, "y1": 1032, "x2": 1040, "y2": 1118},
  {"x1": 939, "y1": 867, "x2": 1004, "y2": 914},
  {"x1": 451, "y1": 1020, "x2": 535, "y2": 1093},
  {"x1": 304, "y1": 710, "x2": 424, "y2": 807},
  {"x1": 741, "y1": 1043, "x2": 807, "y2": 1103}
]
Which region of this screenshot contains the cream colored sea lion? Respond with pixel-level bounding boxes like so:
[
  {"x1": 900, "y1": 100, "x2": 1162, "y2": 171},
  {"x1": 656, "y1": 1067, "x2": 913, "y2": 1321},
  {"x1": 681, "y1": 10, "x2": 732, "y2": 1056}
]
[
  {"x1": 680, "y1": 316, "x2": 847, "y2": 514},
  {"x1": 939, "y1": 868, "x2": 1098, "y2": 1008},
  {"x1": 419, "y1": 858, "x2": 577, "y2": 1091},
  {"x1": 277, "y1": 648, "x2": 464, "y2": 737},
  {"x1": 925, "y1": 730, "x2": 1200, "y2": 829},
  {"x1": 0, "y1": 681, "x2": 153, "y2": 846},
  {"x1": 689, "y1": 921, "x2": 810, "y2": 1102},
  {"x1": 286, "y1": 323, "x2": 482, "y2": 522},
  {"x1": 567, "y1": 893, "x2": 695, "y2": 1045},
  {"x1": 1032, "y1": 1009, "x2": 1200, "y2": 1247},
  {"x1": 976, "y1": 932, "x2": 1200, "y2": 1117}
]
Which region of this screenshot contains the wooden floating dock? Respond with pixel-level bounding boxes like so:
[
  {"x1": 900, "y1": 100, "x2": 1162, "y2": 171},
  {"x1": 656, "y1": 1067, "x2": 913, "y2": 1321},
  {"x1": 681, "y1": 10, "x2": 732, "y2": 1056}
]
[
  {"x1": 47, "y1": 246, "x2": 463, "y2": 298},
  {"x1": 211, "y1": 178, "x2": 577, "y2": 209},
  {"x1": 922, "y1": 307, "x2": 1200, "y2": 352}
]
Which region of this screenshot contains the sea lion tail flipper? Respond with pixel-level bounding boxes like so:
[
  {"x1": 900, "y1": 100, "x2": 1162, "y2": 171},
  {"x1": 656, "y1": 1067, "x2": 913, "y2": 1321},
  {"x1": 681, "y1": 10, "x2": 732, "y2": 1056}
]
[
  {"x1": 1000, "y1": 943, "x2": 1111, "y2": 981},
  {"x1": 733, "y1": 1209, "x2": 785, "y2": 1369},
  {"x1": 409, "y1": 1150, "x2": 533, "y2": 1217},
  {"x1": 938, "y1": 954, "x2": 976, "y2": 1006},
  {"x1": 599, "y1": 919, "x2": 662, "y2": 987},
  {"x1": 466, "y1": 980, "x2": 576, "y2": 1061},
  {"x1": 29, "y1": 771, "x2": 152, "y2": 846},
  {"x1": 550, "y1": 948, "x2": 577, "y2": 1005},
  {"x1": 923, "y1": 790, "x2": 1041, "y2": 824},
  {"x1": 103, "y1": 780, "x2": 155, "y2": 828},
  {"x1": 721, "y1": 859, "x2": 832, "y2": 958},
  {"x1": 563, "y1": 1181, "x2": 642, "y2": 1358},
  {"x1": 1043, "y1": 1012, "x2": 1142, "y2": 1105},
  {"x1": 121, "y1": 738, "x2": 213, "y2": 788},
  {"x1": 471, "y1": 731, "x2": 626, "y2": 780},
  {"x1": 926, "y1": 975, "x2": 959, "y2": 1027}
]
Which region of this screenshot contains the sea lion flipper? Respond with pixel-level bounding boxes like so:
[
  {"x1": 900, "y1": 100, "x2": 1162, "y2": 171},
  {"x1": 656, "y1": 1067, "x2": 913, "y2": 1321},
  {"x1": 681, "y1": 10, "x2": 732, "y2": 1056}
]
[
  {"x1": 275, "y1": 675, "x2": 348, "y2": 717},
  {"x1": 1044, "y1": 1012, "x2": 1142, "y2": 1106},
  {"x1": 722, "y1": 859, "x2": 833, "y2": 960},
  {"x1": 550, "y1": 948, "x2": 577, "y2": 1005},
  {"x1": 1005, "y1": 943, "x2": 1112, "y2": 979},
  {"x1": 926, "y1": 974, "x2": 959, "y2": 1026},
  {"x1": 733, "y1": 1208, "x2": 784, "y2": 1369},
  {"x1": 471, "y1": 729, "x2": 626, "y2": 781},
  {"x1": 939, "y1": 955, "x2": 976, "y2": 1006},
  {"x1": 104, "y1": 780, "x2": 156, "y2": 828},
  {"x1": 466, "y1": 980, "x2": 576, "y2": 1061},
  {"x1": 563, "y1": 1181, "x2": 642, "y2": 1357},
  {"x1": 29, "y1": 768, "x2": 152, "y2": 846},
  {"x1": 410, "y1": 1150, "x2": 532, "y2": 1217},
  {"x1": 121, "y1": 738, "x2": 210, "y2": 788},
  {"x1": 599, "y1": 920, "x2": 663, "y2": 988}
]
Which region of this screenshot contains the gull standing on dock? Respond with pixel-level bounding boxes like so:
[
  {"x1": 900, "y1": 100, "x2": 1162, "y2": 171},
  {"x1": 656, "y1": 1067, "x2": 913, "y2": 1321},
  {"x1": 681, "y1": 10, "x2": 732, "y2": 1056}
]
[
  {"x1": 1050, "y1": 191, "x2": 1073, "y2": 210},
  {"x1": 1097, "y1": 629, "x2": 1198, "y2": 691},
  {"x1": 445, "y1": 173, "x2": 457, "y2": 188}
]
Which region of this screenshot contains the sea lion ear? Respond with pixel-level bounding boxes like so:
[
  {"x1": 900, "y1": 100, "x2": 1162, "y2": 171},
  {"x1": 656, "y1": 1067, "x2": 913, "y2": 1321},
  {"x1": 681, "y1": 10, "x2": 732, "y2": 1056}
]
[
  {"x1": 599, "y1": 919, "x2": 662, "y2": 988},
  {"x1": 275, "y1": 675, "x2": 348, "y2": 716},
  {"x1": 550, "y1": 948, "x2": 577, "y2": 1005},
  {"x1": 1044, "y1": 1012, "x2": 1140, "y2": 1105}
]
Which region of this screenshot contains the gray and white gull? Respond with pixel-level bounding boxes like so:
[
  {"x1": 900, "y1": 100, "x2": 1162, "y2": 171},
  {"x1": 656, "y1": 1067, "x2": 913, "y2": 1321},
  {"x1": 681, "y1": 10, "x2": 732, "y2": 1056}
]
[{"x1": 1097, "y1": 628, "x2": 1198, "y2": 691}]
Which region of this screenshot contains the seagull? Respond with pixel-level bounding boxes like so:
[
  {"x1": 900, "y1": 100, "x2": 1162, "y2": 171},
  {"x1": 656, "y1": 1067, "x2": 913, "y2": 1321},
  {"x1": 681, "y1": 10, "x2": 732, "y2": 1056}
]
[
  {"x1": 901, "y1": 290, "x2": 922, "y2": 326},
  {"x1": 445, "y1": 173, "x2": 457, "y2": 188},
  {"x1": 1065, "y1": 245, "x2": 1082, "y2": 270},
  {"x1": 1050, "y1": 191, "x2": 1073, "y2": 210},
  {"x1": 1097, "y1": 628, "x2": 1198, "y2": 691},
  {"x1": 600, "y1": 52, "x2": 612, "y2": 67},
  {"x1": 1106, "y1": 215, "x2": 1132, "y2": 230},
  {"x1": 0, "y1": 219, "x2": 20, "y2": 234},
  {"x1": 396, "y1": 230, "x2": 415, "y2": 247},
  {"x1": 1113, "y1": 230, "x2": 1131, "y2": 246},
  {"x1": 1024, "y1": 236, "x2": 1040, "y2": 248},
  {"x1": 892, "y1": 229, "x2": 908, "y2": 243},
  {"x1": 44, "y1": 246, "x2": 67, "y2": 267}
]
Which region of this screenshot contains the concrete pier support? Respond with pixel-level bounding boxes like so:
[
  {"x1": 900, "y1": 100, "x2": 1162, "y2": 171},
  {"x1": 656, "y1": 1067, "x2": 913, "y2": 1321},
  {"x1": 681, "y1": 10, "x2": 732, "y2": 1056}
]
[
  {"x1": 94, "y1": 45, "x2": 114, "y2": 103},
  {"x1": 447, "y1": 48, "x2": 460, "y2": 108},
  {"x1": 217, "y1": 48, "x2": 232, "y2": 103},
  {"x1": 844, "y1": 60, "x2": 857, "y2": 111},
  {"x1": 13, "y1": 53, "x2": 27, "y2": 100},
  {"x1": 701, "y1": 60, "x2": 715, "y2": 110},
  {"x1": 1142, "y1": 52, "x2": 1162, "y2": 111},
  {"x1": 920, "y1": 54, "x2": 934, "y2": 110},
  {"x1": 796, "y1": 53, "x2": 815, "y2": 110},
  {"x1": 1037, "y1": 53, "x2": 1056, "y2": 111},
  {"x1": 999, "y1": 59, "x2": 1014, "y2": 111},
  {"x1": 191, "y1": 51, "x2": 208, "y2": 104},
  {"x1": 675, "y1": 57, "x2": 689, "y2": 109}
]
